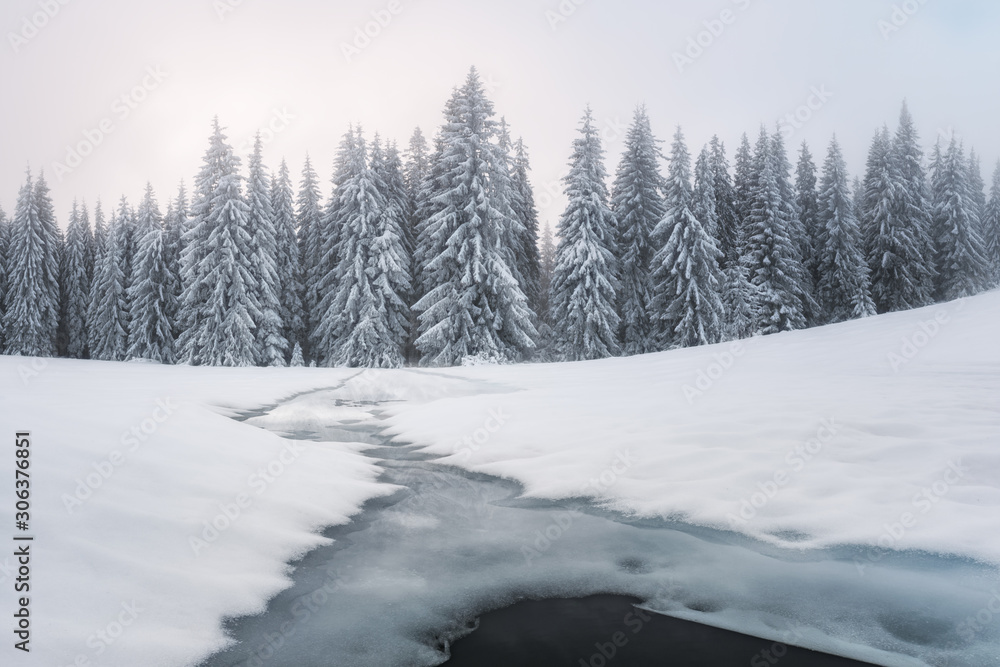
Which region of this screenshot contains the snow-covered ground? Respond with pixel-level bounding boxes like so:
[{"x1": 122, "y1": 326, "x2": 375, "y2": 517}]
[{"x1": 1, "y1": 290, "x2": 999, "y2": 666}]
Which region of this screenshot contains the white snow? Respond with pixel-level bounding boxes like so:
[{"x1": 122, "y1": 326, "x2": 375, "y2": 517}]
[
  {"x1": 2, "y1": 290, "x2": 999, "y2": 666},
  {"x1": 386, "y1": 291, "x2": 1000, "y2": 567},
  {"x1": 0, "y1": 362, "x2": 391, "y2": 667}
]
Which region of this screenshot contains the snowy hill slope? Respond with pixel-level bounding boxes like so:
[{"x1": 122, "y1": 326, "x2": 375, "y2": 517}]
[
  {"x1": 387, "y1": 291, "x2": 1000, "y2": 567},
  {"x1": 0, "y1": 290, "x2": 998, "y2": 666}
]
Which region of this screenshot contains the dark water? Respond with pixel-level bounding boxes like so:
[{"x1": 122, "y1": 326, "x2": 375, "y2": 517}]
[{"x1": 445, "y1": 595, "x2": 877, "y2": 667}]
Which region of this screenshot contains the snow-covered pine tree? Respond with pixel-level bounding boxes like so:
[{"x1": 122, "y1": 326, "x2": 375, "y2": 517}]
[
  {"x1": 709, "y1": 136, "x2": 739, "y2": 269},
  {"x1": 611, "y1": 106, "x2": 664, "y2": 356},
  {"x1": 0, "y1": 206, "x2": 8, "y2": 348},
  {"x1": 403, "y1": 128, "x2": 430, "y2": 254},
  {"x1": 930, "y1": 137, "x2": 990, "y2": 300},
  {"x1": 968, "y1": 150, "x2": 988, "y2": 224},
  {"x1": 548, "y1": 108, "x2": 620, "y2": 361},
  {"x1": 815, "y1": 137, "x2": 876, "y2": 323},
  {"x1": 92, "y1": 200, "x2": 108, "y2": 264},
  {"x1": 494, "y1": 119, "x2": 532, "y2": 311},
  {"x1": 127, "y1": 184, "x2": 177, "y2": 363},
  {"x1": 742, "y1": 128, "x2": 806, "y2": 334},
  {"x1": 890, "y1": 102, "x2": 937, "y2": 304},
  {"x1": 177, "y1": 118, "x2": 261, "y2": 366},
  {"x1": 733, "y1": 133, "x2": 755, "y2": 231},
  {"x1": 271, "y1": 159, "x2": 306, "y2": 359},
  {"x1": 61, "y1": 201, "x2": 92, "y2": 358},
  {"x1": 414, "y1": 69, "x2": 536, "y2": 365},
  {"x1": 532, "y1": 221, "x2": 558, "y2": 359},
  {"x1": 114, "y1": 196, "x2": 136, "y2": 296},
  {"x1": 413, "y1": 91, "x2": 466, "y2": 309},
  {"x1": 862, "y1": 127, "x2": 928, "y2": 313},
  {"x1": 649, "y1": 130, "x2": 725, "y2": 349},
  {"x1": 983, "y1": 162, "x2": 1000, "y2": 285},
  {"x1": 314, "y1": 130, "x2": 410, "y2": 367},
  {"x1": 773, "y1": 131, "x2": 817, "y2": 324},
  {"x1": 722, "y1": 264, "x2": 757, "y2": 341},
  {"x1": 3, "y1": 171, "x2": 61, "y2": 357},
  {"x1": 310, "y1": 129, "x2": 358, "y2": 365},
  {"x1": 511, "y1": 138, "x2": 542, "y2": 321},
  {"x1": 795, "y1": 142, "x2": 822, "y2": 316},
  {"x1": 289, "y1": 341, "x2": 304, "y2": 367},
  {"x1": 163, "y1": 183, "x2": 187, "y2": 298},
  {"x1": 295, "y1": 155, "x2": 324, "y2": 358},
  {"x1": 376, "y1": 139, "x2": 414, "y2": 304},
  {"x1": 87, "y1": 209, "x2": 129, "y2": 361},
  {"x1": 246, "y1": 134, "x2": 287, "y2": 366}
]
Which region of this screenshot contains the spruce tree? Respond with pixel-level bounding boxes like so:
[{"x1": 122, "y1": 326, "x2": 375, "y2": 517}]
[
  {"x1": 177, "y1": 118, "x2": 261, "y2": 366},
  {"x1": 550, "y1": 108, "x2": 620, "y2": 361},
  {"x1": 289, "y1": 341, "x2": 304, "y2": 367},
  {"x1": 815, "y1": 137, "x2": 876, "y2": 323},
  {"x1": 983, "y1": 161, "x2": 1000, "y2": 285},
  {"x1": 890, "y1": 102, "x2": 937, "y2": 305},
  {"x1": 88, "y1": 209, "x2": 129, "y2": 361},
  {"x1": 403, "y1": 128, "x2": 430, "y2": 255},
  {"x1": 246, "y1": 134, "x2": 287, "y2": 366},
  {"x1": 296, "y1": 155, "x2": 324, "y2": 357},
  {"x1": 649, "y1": 130, "x2": 725, "y2": 349},
  {"x1": 795, "y1": 143, "x2": 822, "y2": 311},
  {"x1": 930, "y1": 138, "x2": 990, "y2": 300},
  {"x1": 92, "y1": 200, "x2": 108, "y2": 264},
  {"x1": 511, "y1": 137, "x2": 542, "y2": 320},
  {"x1": 61, "y1": 201, "x2": 92, "y2": 358},
  {"x1": 733, "y1": 133, "x2": 755, "y2": 233},
  {"x1": 414, "y1": 69, "x2": 535, "y2": 365},
  {"x1": 862, "y1": 128, "x2": 929, "y2": 313},
  {"x1": 0, "y1": 206, "x2": 8, "y2": 348},
  {"x1": 709, "y1": 136, "x2": 739, "y2": 268},
  {"x1": 742, "y1": 129, "x2": 806, "y2": 334},
  {"x1": 127, "y1": 184, "x2": 177, "y2": 363},
  {"x1": 314, "y1": 131, "x2": 411, "y2": 367},
  {"x1": 3, "y1": 171, "x2": 61, "y2": 357},
  {"x1": 271, "y1": 159, "x2": 306, "y2": 358},
  {"x1": 611, "y1": 106, "x2": 664, "y2": 356}
]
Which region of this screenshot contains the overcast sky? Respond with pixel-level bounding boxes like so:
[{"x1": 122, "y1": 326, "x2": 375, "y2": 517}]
[{"x1": 2, "y1": 0, "x2": 999, "y2": 230}]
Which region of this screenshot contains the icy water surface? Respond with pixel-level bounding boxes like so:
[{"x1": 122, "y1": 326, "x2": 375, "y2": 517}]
[{"x1": 198, "y1": 379, "x2": 999, "y2": 667}]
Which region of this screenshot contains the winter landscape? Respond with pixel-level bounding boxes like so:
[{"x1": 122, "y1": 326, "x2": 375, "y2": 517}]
[{"x1": 2, "y1": 2, "x2": 1000, "y2": 666}]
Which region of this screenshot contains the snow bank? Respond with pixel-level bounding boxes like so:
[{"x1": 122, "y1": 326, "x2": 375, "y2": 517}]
[
  {"x1": 385, "y1": 290, "x2": 1000, "y2": 566},
  {"x1": 0, "y1": 361, "x2": 390, "y2": 667}
]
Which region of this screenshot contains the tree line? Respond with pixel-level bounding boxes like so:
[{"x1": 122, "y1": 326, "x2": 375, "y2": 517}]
[{"x1": 2, "y1": 68, "x2": 998, "y2": 368}]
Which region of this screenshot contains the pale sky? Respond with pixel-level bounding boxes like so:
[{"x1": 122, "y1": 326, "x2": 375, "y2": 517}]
[{"x1": 2, "y1": 0, "x2": 999, "y2": 230}]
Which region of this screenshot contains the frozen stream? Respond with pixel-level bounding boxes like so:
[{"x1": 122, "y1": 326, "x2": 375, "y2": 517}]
[{"x1": 197, "y1": 378, "x2": 999, "y2": 667}]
